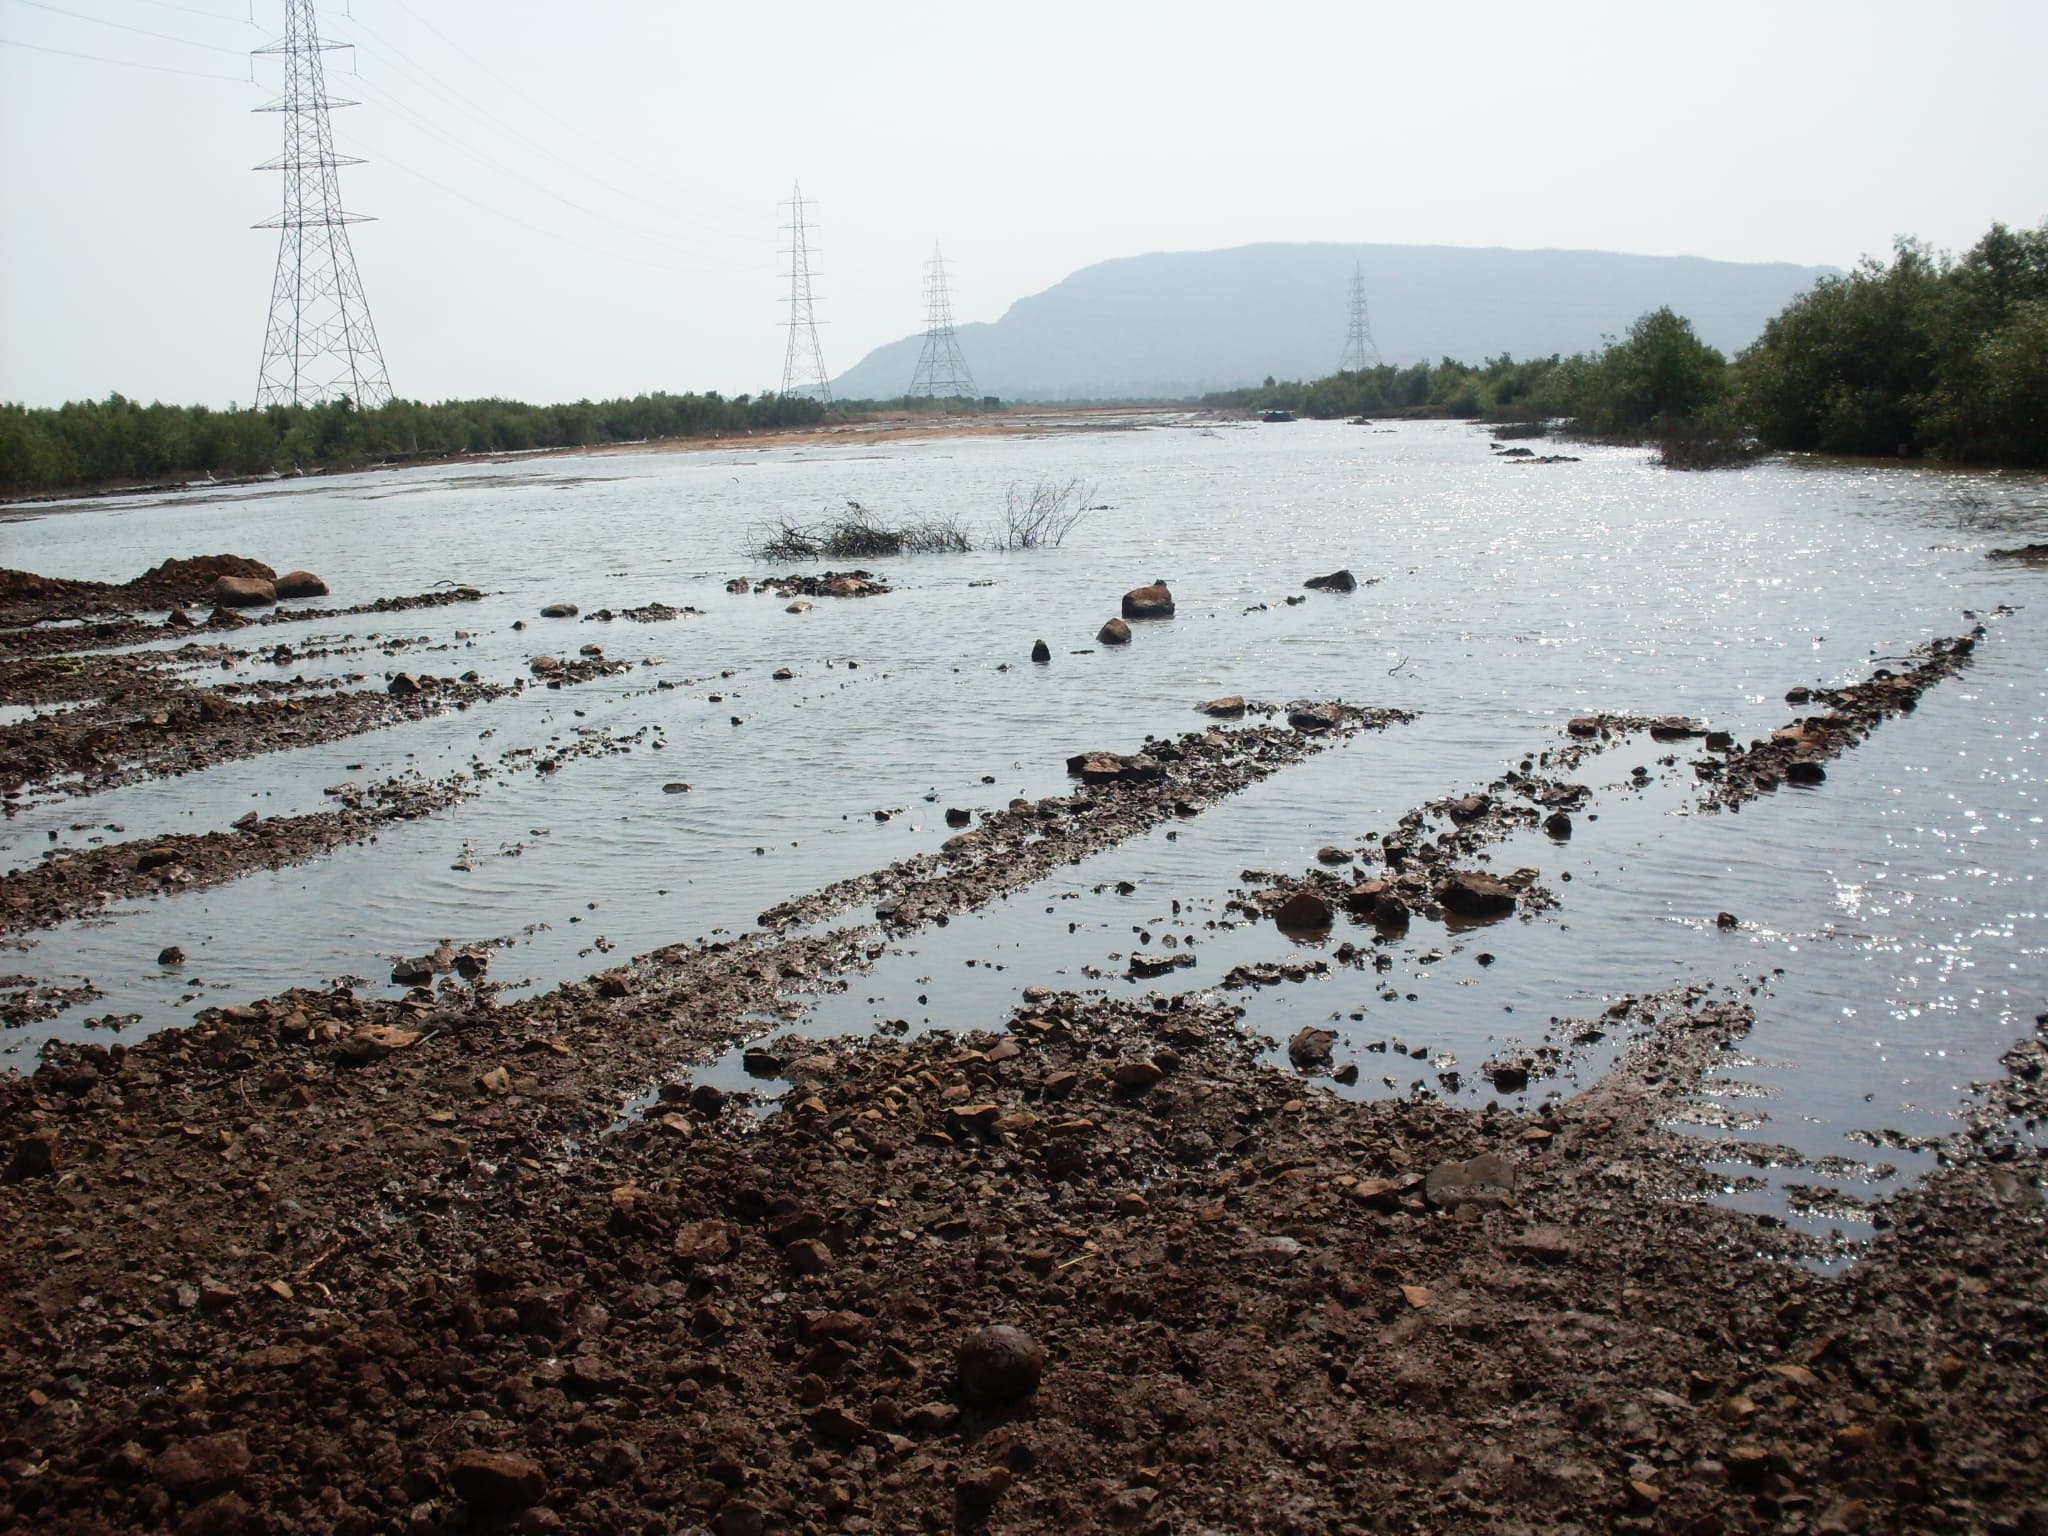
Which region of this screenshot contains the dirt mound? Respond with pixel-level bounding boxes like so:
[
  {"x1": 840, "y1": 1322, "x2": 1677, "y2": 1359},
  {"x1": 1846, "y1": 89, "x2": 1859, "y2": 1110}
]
[
  {"x1": 0, "y1": 567, "x2": 108, "y2": 605},
  {"x1": 122, "y1": 555, "x2": 276, "y2": 608}
]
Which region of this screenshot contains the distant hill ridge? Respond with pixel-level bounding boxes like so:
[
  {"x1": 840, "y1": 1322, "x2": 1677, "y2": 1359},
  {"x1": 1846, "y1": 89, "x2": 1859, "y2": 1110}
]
[{"x1": 831, "y1": 241, "x2": 1836, "y2": 402}]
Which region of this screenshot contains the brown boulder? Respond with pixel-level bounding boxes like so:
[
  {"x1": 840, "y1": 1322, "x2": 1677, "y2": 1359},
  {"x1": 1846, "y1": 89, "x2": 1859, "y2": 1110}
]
[
  {"x1": 1097, "y1": 617, "x2": 1132, "y2": 645},
  {"x1": 1274, "y1": 890, "x2": 1333, "y2": 937},
  {"x1": 273, "y1": 570, "x2": 328, "y2": 599},
  {"x1": 210, "y1": 575, "x2": 276, "y2": 608},
  {"x1": 446, "y1": 1449, "x2": 548, "y2": 1512},
  {"x1": 1437, "y1": 870, "x2": 1518, "y2": 919},
  {"x1": 5, "y1": 1127, "x2": 58, "y2": 1182},
  {"x1": 957, "y1": 1324, "x2": 1045, "y2": 1405},
  {"x1": 1197, "y1": 695, "x2": 1246, "y2": 717},
  {"x1": 152, "y1": 1432, "x2": 250, "y2": 1497},
  {"x1": 1121, "y1": 582, "x2": 1174, "y2": 619}
]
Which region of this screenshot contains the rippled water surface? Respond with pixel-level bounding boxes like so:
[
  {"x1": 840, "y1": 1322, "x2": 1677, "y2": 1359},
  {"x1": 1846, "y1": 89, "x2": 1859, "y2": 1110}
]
[{"x1": 5, "y1": 420, "x2": 2045, "y2": 1239}]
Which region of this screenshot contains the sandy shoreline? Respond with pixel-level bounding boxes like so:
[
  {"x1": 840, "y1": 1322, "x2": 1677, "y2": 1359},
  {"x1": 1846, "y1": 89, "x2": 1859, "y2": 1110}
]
[{"x1": 0, "y1": 408, "x2": 1206, "y2": 516}]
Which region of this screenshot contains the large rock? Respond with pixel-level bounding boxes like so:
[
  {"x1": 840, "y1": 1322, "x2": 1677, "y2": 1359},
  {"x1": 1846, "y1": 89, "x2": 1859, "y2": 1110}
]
[
  {"x1": 957, "y1": 1324, "x2": 1045, "y2": 1405},
  {"x1": 1424, "y1": 1151, "x2": 1518, "y2": 1211},
  {"x1": 274, "y1": 570, "x2": 328, "y2": 599},
  {"x1": 1303, "y1": 568, "x2": 1357, "y2": 592},
  {"x1": 1196, "y1": 695, "x2": 1245, "y2": 718},
  {"x1": 1120, "y1": 582, "x2": 1175, "y2": 619},
  {"x1": 1437, "y1": 870, "x2": 1518, "y2": 919},
  {"x1": 446, "y1": 1449, "x2": 548, "y2": 1512},
  {"x1": 539, "y1": 602, "x2": 578, "y2": 618},
  {"x1": 151, "y1": 1432, "x2": 250, "y2": 1496},
  {"x1": 1097, "y1": 617, "x2": 1132, "y2": 645},
  {"x1": 1030, "y1": 639, "x2": 1051, "y2": 663},
  {"x1": 210, "y1": 575, "x2": 276, "y2": 608},
  {"x1": 4, "y1": 1128, "x2": 58, "y2": 1182},
  {"x1": 1274, "y1": 890, "x2": 1333, "y2": 937}
]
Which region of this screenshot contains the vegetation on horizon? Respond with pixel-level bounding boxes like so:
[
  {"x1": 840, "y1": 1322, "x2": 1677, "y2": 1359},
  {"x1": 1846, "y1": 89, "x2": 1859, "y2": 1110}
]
[
  {"x1": 1218, "y1": 220, "x2": 2047, "y2": 469},
  {"x1": 0, "y1": 390, "x2": 829, "y2": 500}
]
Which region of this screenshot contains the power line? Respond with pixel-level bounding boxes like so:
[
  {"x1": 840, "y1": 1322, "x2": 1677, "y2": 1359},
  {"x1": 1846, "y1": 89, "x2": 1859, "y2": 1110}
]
[
  {"x1": 341, "y1": 64, "x2": 690, "y2": 254},
  {"x1": 6, "y1": 0, "x2": 252, "y2": 54},
  {"x1": 125, "y1": 0, "x2": 257, "y2": 23},
  {"x1": 0, "y1": 33, "x2": 252, "y2": 79},
  {"x1": 341, "y1": 14, "x2": 644, "y2": 208},
  {"x1": 333, "y1": 127, "x2": 711, "y2": 276}
]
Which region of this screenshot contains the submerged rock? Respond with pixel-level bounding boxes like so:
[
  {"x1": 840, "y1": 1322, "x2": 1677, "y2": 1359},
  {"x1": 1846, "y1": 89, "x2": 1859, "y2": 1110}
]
[
  {"x1": 1121, "y1": 581, "x2": 1175, "y2": 619},
  {"x1": 1303, "y1": 568, "x2": 1357, "y2": 592},
  {"x1": 274, "y1": 570, "x2": 328, "y2": 599},
  {"x1": 1031, "y1": 638, "x2": 1051, "y2": 663},
  {"x1": 1097, "y1": 617, "x2": 1132, "y2": 645}
]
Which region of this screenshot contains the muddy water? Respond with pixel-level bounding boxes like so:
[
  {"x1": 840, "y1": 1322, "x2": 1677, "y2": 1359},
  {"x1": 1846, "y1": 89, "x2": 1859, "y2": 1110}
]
[{"x1": 4, "y1": 421, "x2": 2045, "y2": 1238}]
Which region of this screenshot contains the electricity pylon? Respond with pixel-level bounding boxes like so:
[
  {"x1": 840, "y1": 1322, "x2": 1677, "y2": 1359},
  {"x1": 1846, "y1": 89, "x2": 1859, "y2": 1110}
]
[
  {"x1": 1338, "y1": 261, "x2": 1382, "y2": 373},
  {"x1": 777, "y1": 182, "x2": 832, "y2": 403},
  {"x1": 907, "y1": 243, "x2": 977, "y2": 399},
  {"x1": 252, "y1": 0, "x2": 393, "y2": 410}
]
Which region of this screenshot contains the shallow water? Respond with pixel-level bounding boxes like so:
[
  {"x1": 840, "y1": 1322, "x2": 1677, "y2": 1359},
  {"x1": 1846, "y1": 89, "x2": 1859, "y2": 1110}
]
[{"x1": 5, "y1": 421, "x2": 2045, "y2": 1238}]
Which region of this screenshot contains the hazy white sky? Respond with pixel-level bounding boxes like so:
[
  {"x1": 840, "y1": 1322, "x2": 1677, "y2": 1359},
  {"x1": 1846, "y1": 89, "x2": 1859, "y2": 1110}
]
[{"x1": 2, "y1": 0, "x2": 2042, "y2": 408}]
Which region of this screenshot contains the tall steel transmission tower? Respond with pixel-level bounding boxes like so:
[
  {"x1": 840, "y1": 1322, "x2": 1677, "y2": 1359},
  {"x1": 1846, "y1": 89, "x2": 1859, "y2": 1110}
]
[
  {"x1": 907, "y1": 243, "x2": 977, "y2": 400},
  {"x1": 777, "y1": 183, "x2": 832, "y2": 403},
  {"x1": 252, "y1": 0, "x2": 393, "y2": 410},
  {"x1": 1338, "y1": 262, "x2": 1382, "y2": 373}
]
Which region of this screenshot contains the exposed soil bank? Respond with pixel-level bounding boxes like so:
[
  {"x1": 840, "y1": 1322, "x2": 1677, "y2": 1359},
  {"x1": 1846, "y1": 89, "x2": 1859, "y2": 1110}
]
[{"x1": 1, "y1": 970, "x2": 2040, "y2": 1535}]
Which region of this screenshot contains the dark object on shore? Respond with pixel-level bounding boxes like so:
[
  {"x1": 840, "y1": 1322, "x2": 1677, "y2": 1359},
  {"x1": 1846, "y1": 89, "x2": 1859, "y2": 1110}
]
[
  {"x1": 1274, "y1": 890, "x2": 1333, "y2": 939},
  {"x1": 1303, "y1": 568, "x2": 1357, "y2": 593},
  {"x1": 1031, "y1": 638, "x2": 1051, "y2": 663},
  {"x1": 1437, "y1": 870, "x2": 1518, "y2": 919},
  {"x1": 211, "y1": 575, "x2": 276, "y2": 608},
  {"x1": 1097, "y1": 617, "x2": 1132, "y2": 645},
  {"x1": 274, "y1": 569, "x2": 328, "y2": 599},
  {"x1": 446, "y1": 1449, "x2": 548, "y2": 1512},
  {"x1": 1258, "y1": 409, "x2": 1296, "y2": 423},
  {"x1": 1543, "y1": 811, "x2": 1572, "y2": 839},
  {"x1": 1121, "y1": 582, "x2": 1174, "y2": 619},
  {"x1": 945, "y1": 808, "x2": 972, "y2": 827},
  {"x1": 1489, "y1": 420, "x2": 1548, "y2": 441},
  {"x1": 957, "y1": 1325, "x2": 1044, "y2": 1405},
  {"x1": 539, "y1": 602, "x2": 578, "y2": 618},
  {"x1": 387, "y1": 673, "x2": 421, "y2": 696},
  {"x1": 1987, "y1": 543, "x2": 2048, "y2": 563},
  {"x1": 4, "y1": 1128, "x2": 58, "y2": 1182}
]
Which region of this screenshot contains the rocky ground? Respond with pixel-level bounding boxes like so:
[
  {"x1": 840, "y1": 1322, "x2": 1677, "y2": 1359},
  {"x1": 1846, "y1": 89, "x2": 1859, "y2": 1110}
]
[{"x1": 1, "y1": 560, "x2": 2043, "y2": 1534}]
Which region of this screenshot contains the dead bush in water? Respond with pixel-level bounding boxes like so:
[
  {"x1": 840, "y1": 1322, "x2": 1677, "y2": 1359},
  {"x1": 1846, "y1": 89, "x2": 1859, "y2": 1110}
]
[
  {"x1": 1655, "y1": 421, "x2": 1763, "y2": 471},
  {"x1": 999, "y1": 475, "x2": 1092, "y2": 550},
  {"x1": 819, "y1": 502, "x2": 907, "y2": 559},
  {"x1": 748, "y1": 502, "x2": 978, "y2": 561},
  {"x1": 749, "y1": 514, "x2": 822, "y2": 561}
]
